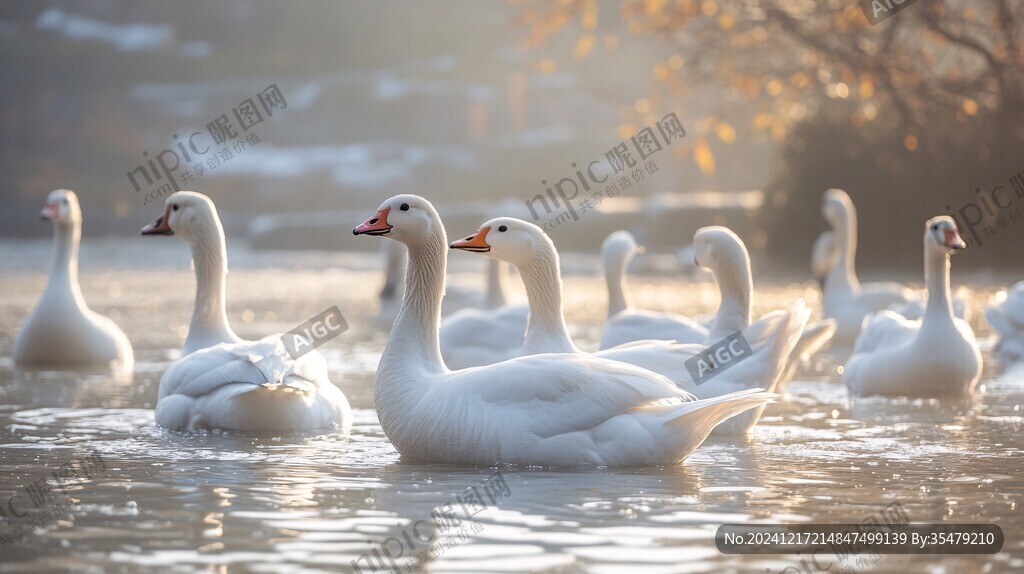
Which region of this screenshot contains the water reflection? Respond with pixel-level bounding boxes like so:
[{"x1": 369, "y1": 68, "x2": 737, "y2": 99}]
[{"x1": 0, "y1": 261, "x2": 1021, "y2": 572}]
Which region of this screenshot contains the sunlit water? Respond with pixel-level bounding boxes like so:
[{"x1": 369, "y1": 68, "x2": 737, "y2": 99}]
[{"x1": 0, "y1": 239, "x2": 1021, "y2": 573}]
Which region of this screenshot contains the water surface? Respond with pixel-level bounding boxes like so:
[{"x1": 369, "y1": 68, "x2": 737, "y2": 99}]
[{"x1": 0, "y1": 239, "x2": 1021, "y2": 573}]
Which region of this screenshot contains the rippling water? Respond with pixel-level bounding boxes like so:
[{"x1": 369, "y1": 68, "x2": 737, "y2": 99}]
[{"x1": 0, "y1": 239, "x2": 1021, "y2": 573}]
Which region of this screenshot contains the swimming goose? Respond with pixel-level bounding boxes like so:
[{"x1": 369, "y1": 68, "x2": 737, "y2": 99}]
[
  {"x1": 352, "y1": 194, "x2": 774, "y2": 466},
  {"x1": 13, "y1": 189, "x2": 133, "y2": 370},
  {"x1": 450, "y1": 217, "x2": 807, "y2": 435},
  {"x1": 986, "y1": 282, "x2": 1024, "y2": 359},
  {"x1": 813, "y1": 220, "x2": 968, "y2": 325},
  {"x1": 692, "y1": 226, "x2": 836, "y2": 385},
  {"x1": 141, "y1": 191, "x2": 351, "y2": 432},
  {"x1": 599, "y1": 225, "x2": 832, "y2": 385},
  {"x1": 843, "y1": 217, "x2": 982, "y2": 397},
  {"x1": 820, "y1": 189, "x2": 916, "y2": 346},
  {"x1": 599, "y1": 231, "x2": 707, "y2": 349}
]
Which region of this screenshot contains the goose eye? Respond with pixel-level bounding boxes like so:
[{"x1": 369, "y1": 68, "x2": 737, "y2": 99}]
[
  {"x1": 498, "y1": 225, "x2": 508, "y2": 232},
  {"x1": 172, "y1": 205, "x2": 179, "y2": 212},
  {"x1": 62, "y1": 199, "x2": 68, "y2": 205},
  {"x1": 931, "y1": 224, "x2": 937, "y2": 230},
  {"x1": 400, "y1": 203, "x2": 410, "y2": 211}
]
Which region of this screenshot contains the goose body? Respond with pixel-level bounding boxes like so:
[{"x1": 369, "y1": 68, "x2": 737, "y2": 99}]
[
  {"x1": 820, "y1": 189, "x2": 916, "y2": 347},
  {"x1": 440, "y1": 257, "x2": 528, "y2": 369},
  {"x1": 154, "y1": 335, "x2": 350, "y2": 431},
  {"x1": 141, "y1": 192, "x2": 351, "y2": 432},
  {"x1": 450, "y1": 218, "x2": 809, "y2": 435},
  {"x1": 599, "y1": 227, "x2": 832, "y2": 386},
  {"x1": 13, "y1": 189, "x2": 133, "y2": 369},
  {"x1": 691, "y1": 226, "x2": 836, "y2": 387},
  {"x1": 438, "y1": 304, "x2": 530, "y2": 369},
  {"x1": 844, "y1": 217, "x2": 981, "y2": 397},
  {"x1": 599, "y1": 231, "x2": 707, "y2": 349},
  {"x1": 352, "y1": 194, "x2": 774, "y2": 466},
  {"x1": 986, "y1": 282, "x2": 1024, "y2": 359}
]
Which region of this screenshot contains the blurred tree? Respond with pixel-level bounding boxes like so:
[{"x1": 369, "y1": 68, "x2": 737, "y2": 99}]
[
  {"x1": 516, "y1": 0, "x2": 1024, "y2": 164},
  {"x1": 515, "y1": 0, "x2": 1024, "y2": 270}
]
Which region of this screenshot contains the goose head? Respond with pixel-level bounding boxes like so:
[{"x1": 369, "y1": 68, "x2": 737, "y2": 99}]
[
  {"x1": 450, "y1": 217, "x2": 544, "y2": 267},
  {"x1": 601, "y1": 230, "x2": 642, "y2": 267},
  {"x1": 926, "y1": 216, "x2": 966, "y2": 255},
  {"x1": 140, "y1": 191, "x2": 221, "y2": 241},
  {"x1": 352, "y1": 194, "x2": 440, "y2": 246},
  {"x1": 40, "y1": 189, "x2": 81, "y2": 226},
  {"x1": 822, "y1": 188, "x2": 853, "y2": 228},
  {"x1": 692, "y1": 226, "x2": 747, "y2": 273}
]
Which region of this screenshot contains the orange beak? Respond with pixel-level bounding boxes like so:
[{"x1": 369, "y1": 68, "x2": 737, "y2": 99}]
[
  {"x1": 141, "y1": 207, "x2": 174, "y2": 236},
  {"x1": 352, "y1": 206, "x2": 393, "y2": 236},
  {"x1": 945, "y1": 228, "x2": 966, "y2": 250},
  {"x1": 449, "y1": 226, "x2": 491, "y2": 253},
  {"x1": 40, "y1": 202, "x2": 60, "y2": 220}
]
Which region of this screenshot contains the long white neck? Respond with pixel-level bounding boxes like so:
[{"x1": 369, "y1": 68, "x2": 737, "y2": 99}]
[
  {"x1": 183, "y1": 223, "x2": 238, "y2": 355},
  {"x1": 485, "y1": 258, "x2": 507, "y2": 309},
  {"x1": 379, "y1": 230, "x2": 448, "y2": 379},
  {"x1": 605, "y1": 251, "x2": 629, "y2": 318},
  {"x1": 517, "y1": 241, "x2": 578, "y2": 355},
  {"x1": 922, "y1": 247, "x2": 954, "y2": 328},
  {"x1": 827, "y1": 206, "x2": 860, "y2": 295},
  {"x1": 376, "y1": 227, "x2": 449, "y2": 443},
  {"x1": 707, "y1": 245, "x2": 753, "y2": 342},
  {"x1": 45, "y1": 220, "x2": 87, "y2": 310}
]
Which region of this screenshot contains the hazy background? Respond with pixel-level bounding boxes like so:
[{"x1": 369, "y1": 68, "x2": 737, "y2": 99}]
[{"x1": 1, "y1": 0, "x2": 1021, "y2": 271}]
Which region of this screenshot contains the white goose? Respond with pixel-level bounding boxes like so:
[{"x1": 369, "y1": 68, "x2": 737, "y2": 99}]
[
  {"x1": 439, "y1": 255, "x2": 529, "y2": 369},
  {"x1": 450, "y1": 217, "x2": 807, "y2": 435},
  {"x1": 691, "y1": 227, "x2": 836, "y2": 386},
  {"x1": 599, "y1": 226, "x2": 833, "y2": 385},
  {"x1": 844, "y1": 217, "x2": 981, "y2": 397},
  {"x1": 813, "y1": 218, "x2": 968, "y2": 326},
  {"x1": 13, "y1": 189, "x2": 133, "y2": 370},
  {"x1": 986, "y1": 282, "x2": 1024, "y2": 359},
  {"x1": 820, "y1": 189, "x2": 917, "y2": 346},
  {"x1": 600, "y1": 231, "x2": 707, "y2": 349},
  {"x1": 141, "y1": 192, "x2": 351, "y2": 432},
  {"x1": 351, "y1": 194, "x2": 774, "y2": 466}
]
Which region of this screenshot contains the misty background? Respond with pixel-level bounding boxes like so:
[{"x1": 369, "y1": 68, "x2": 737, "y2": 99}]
[{"x1": 1, "y1": 0, "x2": 1021, "y2": 272}]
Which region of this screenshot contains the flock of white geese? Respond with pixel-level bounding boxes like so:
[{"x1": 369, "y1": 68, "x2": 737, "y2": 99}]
[{"x1": 11, "y1": 186, "x2": 1017, "y2": 466}]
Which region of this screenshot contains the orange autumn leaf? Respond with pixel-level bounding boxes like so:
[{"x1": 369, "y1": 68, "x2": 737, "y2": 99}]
[
  {"x1": 574, "y1": 35, "x2": 595, "y2": 60},
  {"x1": 714, "y1": 122, "x2": 736, "y2": 143},
  {"x1": 694, "y1": 140, "x2": 715, "y2": 175},
  {"x1": 643, "y1": 0, "x2": 667, "y2": 16},
  {"x1": 582, "y1": 0, "x2": 598, "y2": 30}
]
